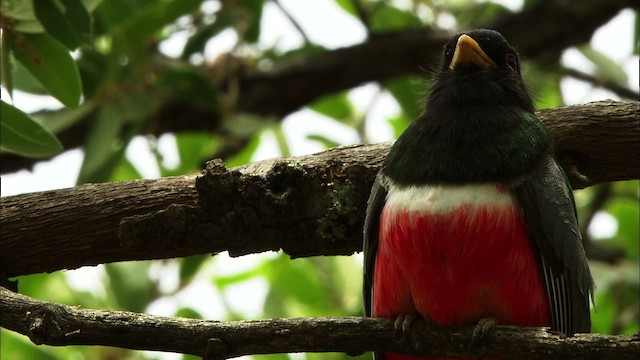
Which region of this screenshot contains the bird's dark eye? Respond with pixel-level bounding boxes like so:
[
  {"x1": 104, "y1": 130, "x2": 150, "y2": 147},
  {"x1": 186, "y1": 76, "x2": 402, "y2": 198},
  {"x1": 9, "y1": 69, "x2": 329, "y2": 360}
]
[{"x1": 505, "y1": 53, "x2": 518, "y2": 72}]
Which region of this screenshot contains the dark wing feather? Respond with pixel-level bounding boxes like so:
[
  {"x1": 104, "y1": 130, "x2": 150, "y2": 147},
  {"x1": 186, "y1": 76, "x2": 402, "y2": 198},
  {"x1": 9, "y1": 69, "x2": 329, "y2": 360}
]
[
  {"x1": 363, "y1": 173, "x2": 388, "y2": 360},
  {"x1": 515, "y1": 155, "x2": 595, "y2": 335},
  {"x1": 363, "y1": 173, "x2": 388, "y2": 317}
]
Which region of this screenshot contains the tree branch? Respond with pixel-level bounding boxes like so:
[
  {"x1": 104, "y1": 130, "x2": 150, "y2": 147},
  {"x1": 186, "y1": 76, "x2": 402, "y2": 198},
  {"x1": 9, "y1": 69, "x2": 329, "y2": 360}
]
[
  {"x1": 1, "y1": 101, "x2": 637, "y2": 277},
  {"x1": 1, "y1": 287, "x2": 637, "y2": 359},
  {"x1": 1, "y1": 0, "x2": 635, "y2": 174},
  {"x1": 562, "y1": 67, "x2": 640, "y2": 100}
]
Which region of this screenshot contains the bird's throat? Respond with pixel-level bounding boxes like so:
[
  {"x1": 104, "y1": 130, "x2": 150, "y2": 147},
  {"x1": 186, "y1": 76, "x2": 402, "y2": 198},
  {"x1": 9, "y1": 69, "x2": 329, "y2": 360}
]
[{"x1": 384, "y1": 107, "x2": 550, "y2": 185}]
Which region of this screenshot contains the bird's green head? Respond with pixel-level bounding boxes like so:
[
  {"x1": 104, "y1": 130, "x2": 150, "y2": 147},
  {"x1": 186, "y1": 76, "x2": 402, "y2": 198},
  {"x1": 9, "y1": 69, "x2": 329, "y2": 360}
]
[
  {"x1": 428, "y1": 29, "x2": 534, "y2": 113},
  {"x1": 444, "y1": 30, "x2": 517, "y2": 73}
]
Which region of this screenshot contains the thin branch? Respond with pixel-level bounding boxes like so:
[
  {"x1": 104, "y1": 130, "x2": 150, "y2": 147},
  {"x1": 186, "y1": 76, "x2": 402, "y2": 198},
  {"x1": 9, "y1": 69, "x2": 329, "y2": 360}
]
[
  {"x1": 579, "y1": 183, "x2": 627, "y2": 264},
  {"x1": 271, "y1": 0, "x2": 312, "y2": 45},
  {"x1": 1, "y1": 0, "x2": 635, "y2": 174},
  {"x1": 358, "y1": 86, "x2": 383, "y2": 143},
  {"x1": 563, "y1": 67, "x2": 640, "y2": 100},
  {"x1": 350, "y1": 0, "x2": 374, "y2": 33},
  {"x1": 580, "y1": 183, "x2": 613, "y2": 239},
  {"x1": 1, "y1": 287, "x2": 637, "y2": 359},
  {"x1": 1, "y1": 101, "x2": 638, "y2": 277}
]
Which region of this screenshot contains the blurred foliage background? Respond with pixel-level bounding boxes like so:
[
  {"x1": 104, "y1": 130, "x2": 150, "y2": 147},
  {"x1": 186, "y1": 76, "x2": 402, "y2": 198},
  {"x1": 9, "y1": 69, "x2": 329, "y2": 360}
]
[{"x1": 1, "y1": 0, "x2": 638, "y2": 359}]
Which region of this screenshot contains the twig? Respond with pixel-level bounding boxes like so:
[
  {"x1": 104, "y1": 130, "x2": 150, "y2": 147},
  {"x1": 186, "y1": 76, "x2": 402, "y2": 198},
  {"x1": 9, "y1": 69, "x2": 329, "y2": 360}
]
[
  {"x1": 580, "y1": 183, "x2": 612, "y2": 243},
  {"x1": 351, "y1": 0, "x2": 372, "y2": 33},
  {"x1": 563, "y1": 67, "x2": 639, "y2": 100},
  {"x1": 1, "y1": 286, "x2": 637, "y2": 359},
  {"x1": 271, "y1": 0, "x2": 312, "y2": 45}
]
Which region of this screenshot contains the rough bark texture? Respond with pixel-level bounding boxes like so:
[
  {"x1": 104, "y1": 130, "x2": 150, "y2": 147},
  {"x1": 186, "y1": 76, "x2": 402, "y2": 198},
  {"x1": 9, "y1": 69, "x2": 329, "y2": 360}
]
[
  {"x1": 535, "y1": 101, "x2": 640, "y2": 189},
  {"x1": 1, "y1": 175, "x2": 200, "y2": 276},
  {"x1": 1, "y1": 287, "x2": 637, "y2": 359},
  {"x1": 1, "y1": 101, "x2": 638, "y2": 277},
  {"x1": 1, "y1": 0, "x2": 636, "y2": 174}
]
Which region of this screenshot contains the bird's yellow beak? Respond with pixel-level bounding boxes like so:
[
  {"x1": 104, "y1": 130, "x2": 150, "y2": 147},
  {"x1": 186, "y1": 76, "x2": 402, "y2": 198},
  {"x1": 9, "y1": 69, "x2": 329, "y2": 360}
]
[{"x1": 449, "y1": 34, "x2": 496, "y2": 70}]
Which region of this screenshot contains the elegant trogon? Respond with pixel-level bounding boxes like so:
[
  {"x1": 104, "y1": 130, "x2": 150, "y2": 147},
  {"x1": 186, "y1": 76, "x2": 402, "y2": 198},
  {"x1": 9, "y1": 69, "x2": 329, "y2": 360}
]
[{"x1": 363, "y1": 29, "x2": 594, "y2": 360}]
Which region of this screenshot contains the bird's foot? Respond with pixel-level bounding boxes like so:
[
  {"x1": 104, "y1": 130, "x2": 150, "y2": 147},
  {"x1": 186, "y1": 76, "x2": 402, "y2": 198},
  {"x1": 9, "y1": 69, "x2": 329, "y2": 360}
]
[
  {"x1": 393, "y1": 313, "x2": 416, "y2": 336},
  {"x1": 393, "y1": 314, "x2": 424, "y2": 352},
  {"x1": 471, "y1": 317, "x2": 496, "y2": 345}
]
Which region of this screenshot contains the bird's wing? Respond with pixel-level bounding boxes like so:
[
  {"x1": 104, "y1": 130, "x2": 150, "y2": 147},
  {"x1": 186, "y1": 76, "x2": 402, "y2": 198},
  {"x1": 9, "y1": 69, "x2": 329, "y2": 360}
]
[
  {"x1": 515, "y1": 154, "x2": 594, "y2": 335},
  {"x1": 363, "y1": 172, "x2": 389, "y2": 317}
]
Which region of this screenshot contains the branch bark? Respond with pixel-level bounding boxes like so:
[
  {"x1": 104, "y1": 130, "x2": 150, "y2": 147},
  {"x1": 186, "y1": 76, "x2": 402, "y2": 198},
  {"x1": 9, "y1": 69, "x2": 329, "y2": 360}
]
[
  {"x1": 1, "y1": 0, "x2": 636, "y2": 174},
  {"x1": 1, "y1": 287, "x2": 637, "y2": 359},
  {"x1": 1, "y1": 101, "x2": 638, "y2": 277}
]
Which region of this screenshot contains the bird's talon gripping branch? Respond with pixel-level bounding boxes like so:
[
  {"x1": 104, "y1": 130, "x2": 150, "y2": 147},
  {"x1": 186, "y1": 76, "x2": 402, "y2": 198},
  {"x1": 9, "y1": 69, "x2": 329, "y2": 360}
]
[
  {"x1": 393, "y1": 314, "x2": 425, "y2": 351},
  {"x1": 393, "y1": 313, "x2": 417, "y2": 337},
  {"x1": 203, "y1": 337, "x2": 228, "y2": 360},
  {"x1": 471, "y1": 318, "x2": 497, "y2": 345}
]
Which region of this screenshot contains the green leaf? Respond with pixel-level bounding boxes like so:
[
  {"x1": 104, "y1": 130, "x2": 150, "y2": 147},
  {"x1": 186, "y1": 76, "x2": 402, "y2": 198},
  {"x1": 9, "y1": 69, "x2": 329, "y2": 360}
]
[
  {"x1": 12, "y1": 58, "x2": 48, "y2": 95},
  {"x1": 385, "y1": 76, "x2": 425, "y2": 120},
  {"x1": 307, "y1": 134, "x2": 340, "y2": 149},
  {"x1": 223, "y1": 113, "x2": 269, "y2": 137},
  {"x1": 525, "y1": 61, "x2": 563, "y2": 109},
  {"x1": 3, "y1": 0, "x2": 37, "y2": 21},
  {"x1": 2, "y1": 329, "x2": 60, "y2": 360},
  {"x1": 253, "y1": 354, "x2": 291, "y2": 360},
  {"x1": 225, "y1": 131, "x2": 262, "y2": 168},
  {"x1": 33, "y1": 0, "x2": 92, "y2": 50},
  {"x1": 33, "y1": 101, "x2": 95, "y2": 134},
  {"x1": 77, "y1": 91, "x2": 156, "y2": 183},
  {"x1": 122, "y1": 0, "x2": 201, "y2": 38},
  {"x1": 14, "y1": 20, "x2": 46, "y2": 33},
  {"x1": 214, "y1": 269, "x2": 260, "y2": 289},
  {"x1": 77, "y1": 49, "x2": 108, "y2": 99},
  {"x1": 76, "y1": 105, "x2": 124, "y2": 183},
  {"x1": 452, "y1": 2, "x2": 511, "y2": 27},
  {"x1": 165, "y1": 132, "x2": 218, "y2": 176},
  {"x1": 606, "y1": 197, "x2": 639, "y2": 259},
  {"x1": 93, "y1": 0, "x2": 137, "y2": 31},
  {"x1": 272, "y1": 123, "x2": 290, "y2": 156},
  {"x1": 241, "y1": 0, "x2": 264, "y2": 43},
  {"x1": 333, "y1": 0, "x2": 358, "y2": 17},
  {"x1": 111, "y1": 156, "x2": 144, "y2": 181},
  {"x1": 11, "y1": 33, "x2": 82, "y2": 107},
  {"x1": 589, "y1": 261, "x2": 639, "y2": 335},
  {"x1": 157, "y1": 67, "x2": 219, "y2": 111},
  {"x1": 175, "y1": 307, "x2": 203, "y2": 319},
  {"x1": 4, "y1": 1, "x2": 45, "y2": 33},
  {"x1": 369, "y1": 4, "x2": 421, "y2": 33},
  {"x1": 104, "y1": 262, "x2": 153, "y2": 312},
  {"x1": 182, "y1": 13, "x2": 236, "y2": 59},
  {"x1": 262, "y1": 255, "x2": 329, "y2": 317},
  {"x1": 578, "y1": 45, "x2": 628, "y2": 86},
  {"x1": 309, "y1": 92, "x2": 354, "y2": 124},
  {"x1": 387, "y1": 114, "x2": 411, "y2": 138},
  {"x1": 179, "y1": 255, "x2": 210, "y2": 281},
  {"x1": 0, "y1": 100, "x2": 63, "y2": 157},
  {"x1": 114, "y1": 0, "x2": 201, "y2": 59},
  {"x1": 1, "y1": 29, "x2": 14, "y2": 98}
]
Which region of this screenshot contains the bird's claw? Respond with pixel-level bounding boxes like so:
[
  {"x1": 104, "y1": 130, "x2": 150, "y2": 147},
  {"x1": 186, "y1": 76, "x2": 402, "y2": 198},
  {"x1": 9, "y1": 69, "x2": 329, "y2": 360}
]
[
  {"x1": 393, "y1": 313, "x2": 415, "y2": 336},
  {"x1": 393, "y1": 314, "x2": 424, "y2": 351},
  {"x1": 471, "y1": 317, "x2": 496, "y2": 345}
]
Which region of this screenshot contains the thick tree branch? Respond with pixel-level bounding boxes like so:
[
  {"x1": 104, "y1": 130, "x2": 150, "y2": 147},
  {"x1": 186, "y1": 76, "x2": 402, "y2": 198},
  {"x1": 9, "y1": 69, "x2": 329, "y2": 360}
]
[
  {"x1": 0, "y1": 101, "x2": 637, "y2": 277},
  {"x1": 1, "y1": 287, "x2": 637, "y2": 359},
  {"x1": 1, "y1": 0, "x2": 635, "y2": 174}
]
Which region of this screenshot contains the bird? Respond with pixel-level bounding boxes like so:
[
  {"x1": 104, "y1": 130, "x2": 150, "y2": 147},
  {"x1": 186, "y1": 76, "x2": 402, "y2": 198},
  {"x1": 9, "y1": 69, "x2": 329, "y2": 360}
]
[{"x1": 363, "y1": 29, "x2": 594, "y2": 360}]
